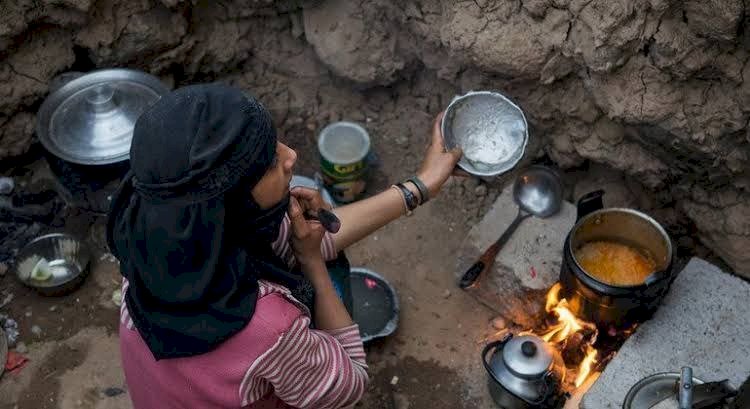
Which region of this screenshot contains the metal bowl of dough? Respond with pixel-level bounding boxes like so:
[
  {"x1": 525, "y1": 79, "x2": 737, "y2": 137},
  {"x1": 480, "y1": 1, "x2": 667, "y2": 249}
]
[
  {"x1": 441, "y1": 91, "x2": 528, "y2": 177},
  {"x1": 349, "y1": 268, "x2": 399, "y2": 343},
  {"x1": 13, "y1": 233, "x2": 92, "y2": 296}
]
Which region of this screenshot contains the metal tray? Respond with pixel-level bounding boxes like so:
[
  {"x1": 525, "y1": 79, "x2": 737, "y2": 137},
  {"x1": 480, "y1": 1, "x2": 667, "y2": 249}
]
[{"x1": 349, "y1": 268, "x2": 399, "y2": 343}]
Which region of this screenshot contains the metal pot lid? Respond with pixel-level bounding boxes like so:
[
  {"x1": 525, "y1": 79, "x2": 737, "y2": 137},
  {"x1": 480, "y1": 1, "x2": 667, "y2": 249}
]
[
  {"x1": 36, "y1": 69, "x2": 169, "y2": 165},
  {"x1": 502, "y1": 334, "x2": 554, "y2": 379}
]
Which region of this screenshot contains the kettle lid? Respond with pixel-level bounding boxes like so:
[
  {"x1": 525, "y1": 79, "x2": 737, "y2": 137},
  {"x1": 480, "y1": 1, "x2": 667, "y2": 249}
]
[{"x1": 502, "y1": 334, "x2": 554, "y2": 378}]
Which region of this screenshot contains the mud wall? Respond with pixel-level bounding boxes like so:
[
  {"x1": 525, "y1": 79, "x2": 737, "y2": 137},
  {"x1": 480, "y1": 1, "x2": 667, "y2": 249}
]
[{"x1": 0, "y1": 0, "x2": 749, "y2": 277}]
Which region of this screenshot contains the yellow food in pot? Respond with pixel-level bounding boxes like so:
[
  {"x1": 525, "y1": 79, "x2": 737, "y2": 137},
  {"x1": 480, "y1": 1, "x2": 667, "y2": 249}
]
[{"x1": 574, "y1": 241, "x2": 656, "y2": 286}]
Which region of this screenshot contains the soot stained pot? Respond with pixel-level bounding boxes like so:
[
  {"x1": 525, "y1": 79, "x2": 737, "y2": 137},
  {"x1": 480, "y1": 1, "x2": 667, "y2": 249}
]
[
  {"x1": 559, "y1": 190, "x2": 675, "y2": 329},
  {"x1": 483, "y1": 334, "x2": 565, "y2": 409},
  {"x1": 36, "y1": 69, "x2": 169, "y2": 212}
]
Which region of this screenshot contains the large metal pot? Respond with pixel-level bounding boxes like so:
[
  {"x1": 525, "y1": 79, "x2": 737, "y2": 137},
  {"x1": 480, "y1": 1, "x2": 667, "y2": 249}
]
[
  {"x1": 36, "y1": 69, "x2": 169, "y2": 212},
  {"x1": 559, "y1": 190, "x2": 675, "y2": 329},
  {"x1": 483, "y1": 334, "x2": 565, "y2": 409}
]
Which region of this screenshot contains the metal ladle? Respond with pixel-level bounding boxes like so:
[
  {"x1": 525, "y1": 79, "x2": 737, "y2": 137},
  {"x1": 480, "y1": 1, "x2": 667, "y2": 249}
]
[{"x1": 459, "y1": 166, "x2": 563, "y2": 289}]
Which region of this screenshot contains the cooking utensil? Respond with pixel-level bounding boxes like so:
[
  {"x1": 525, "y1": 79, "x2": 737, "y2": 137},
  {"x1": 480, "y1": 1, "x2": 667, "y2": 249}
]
[
  {"x1": 483, "y1": 333, "x2": 565, "y2": 408},
  {"x1": 678, "y1": 367, "x2": 693, "y2": 409},
  {"x1": 559, "y1": 190, "x2": 675, "y2": 329},
  {"x1": 460, "y1": 166, "x2": 563, "y2": 289},
  {"x1": 623, "y1": 370, "x2": 737, "y2": 409},
  {"x1": 13, "y1": 233, "x2": 91, "y2": 296},
  {"x1": 290, "y1": 175, "x2": 341, "y2": 233},
  {"x1": 623, "y1": 372, "x2": 705, "y2": 409},
  {"x1": 441, "y1": 91, "x2": 528, "y2": 177},
  {"x1": 349, "y1": 268, "x2": 399, "y2": 343}
]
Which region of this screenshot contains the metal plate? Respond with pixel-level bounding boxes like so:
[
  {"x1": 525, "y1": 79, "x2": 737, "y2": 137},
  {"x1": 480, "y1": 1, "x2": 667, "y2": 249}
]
[
  {"x1": 36, "y1": 69, "x2": 169, "y2": 165},
  {"x1": 441, "y1": 91, "x2": 528, "y2": 177},
  {"x1": 349, "y1": 268, "x2": 399, "y2": 343},
  {"x1": 623, "y1": 372, "x2": 704, "y2": 409}
]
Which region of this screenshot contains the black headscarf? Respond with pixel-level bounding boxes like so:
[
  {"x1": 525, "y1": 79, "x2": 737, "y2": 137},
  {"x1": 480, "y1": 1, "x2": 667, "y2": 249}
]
[{"x1": 107, "y1": 83, "x2": 302, "y2": 360}]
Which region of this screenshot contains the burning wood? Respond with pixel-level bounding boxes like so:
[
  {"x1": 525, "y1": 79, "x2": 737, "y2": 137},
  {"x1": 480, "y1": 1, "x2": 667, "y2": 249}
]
[{"x1": 522, "y1": 283, "x2": 606, "y2": 391}]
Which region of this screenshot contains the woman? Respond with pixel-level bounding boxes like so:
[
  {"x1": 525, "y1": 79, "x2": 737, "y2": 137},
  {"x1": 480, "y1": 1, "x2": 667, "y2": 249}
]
[{"x1": 107, "y1": 83, "x2": 461, "y2": 408}]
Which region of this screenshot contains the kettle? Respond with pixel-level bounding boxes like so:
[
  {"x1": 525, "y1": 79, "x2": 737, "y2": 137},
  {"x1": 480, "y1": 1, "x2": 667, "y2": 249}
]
[{"x1": 482, "y1": 333, "x2": 565, "y2": 408}]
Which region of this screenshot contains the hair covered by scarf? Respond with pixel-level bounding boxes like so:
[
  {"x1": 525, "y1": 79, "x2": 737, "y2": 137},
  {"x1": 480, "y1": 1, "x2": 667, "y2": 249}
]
[{"x1": 107, "y1": 83, "x2": 301, "y2": 360}]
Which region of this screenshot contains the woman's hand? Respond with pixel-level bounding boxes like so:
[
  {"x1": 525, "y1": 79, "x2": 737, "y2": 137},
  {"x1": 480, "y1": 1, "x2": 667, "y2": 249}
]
[
  {"x1": 290, "y1": 186, "x2": 333, "y2": 216},
  {"x1": 417, "y1": 112, "x2": 463, "y2": 198},
  {"x1": 288, "y1": 195, "x2": 326, "y2": 269}
]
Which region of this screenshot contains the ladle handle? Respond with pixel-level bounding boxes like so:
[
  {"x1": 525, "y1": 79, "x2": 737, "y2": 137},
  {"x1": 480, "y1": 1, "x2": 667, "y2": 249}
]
[{"x1": 459, "y1": 211, "x2": 528, "y2": 289}]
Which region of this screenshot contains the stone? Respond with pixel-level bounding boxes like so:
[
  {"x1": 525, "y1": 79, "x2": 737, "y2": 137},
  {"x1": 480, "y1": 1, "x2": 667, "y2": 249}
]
[
  {"x1": 442, "y1": 289, "x2": 451, "y2": 299},
  {"x1": 683, "y1": 0, "x2": 743, "y2": 41},
  {"x1": 442, "y1": 3, "x2": 569, "y2": 78},
  {"x1": 682, "y1": 188, "x2": 750, "y2": 279},
  {"x1": 491, "y1": 317, "x2": 506, "y2": 330},
  {"x1": 0, "y1": 177, "x2": 14, "y2": 195},
  {"x1": 303, "y1": 0, "x2": 408, "y2": 85},
  {"x1": 14, "y1": 341, "x2": 27, "y2": 354},
  {"x1": 581, "y1": 258, "x2": 750, "y2": 408},
  {"x1": 31, "y1": 325, "x2": 42, "y2": 337},
  {"x1": 0, "y1": 26, "x2": 75, "y2": 113},
  {"x1": 474, "y1": 185, "x2": 487, "y2": 197},
  {"x1": 75, "y1": 2, "x2": 187, "y2": 66},
  {"x1": 103, "y1": 387, "x2": 125, "y2": 397},
  {"x1": 456, "y1": 183, "x2": 576, "y2": 327}
]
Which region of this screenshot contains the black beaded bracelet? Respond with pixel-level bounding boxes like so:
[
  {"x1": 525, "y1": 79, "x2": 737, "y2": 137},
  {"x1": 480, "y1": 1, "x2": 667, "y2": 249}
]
[
  {"x1": 407, "y1": 176, "x2": 430, "y2": 205},
  {"x1": 395, "y1": 183, "x2": 419, "y2": 214}
]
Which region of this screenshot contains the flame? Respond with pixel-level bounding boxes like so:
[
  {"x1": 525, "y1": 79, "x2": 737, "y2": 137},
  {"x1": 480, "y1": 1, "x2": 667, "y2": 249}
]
[
  {"x1": 575, "y1": 347, "x2": 598, "y2": 387},
  {"x1": 535, "y1": 283, "x2": 599, "y2": 388}
]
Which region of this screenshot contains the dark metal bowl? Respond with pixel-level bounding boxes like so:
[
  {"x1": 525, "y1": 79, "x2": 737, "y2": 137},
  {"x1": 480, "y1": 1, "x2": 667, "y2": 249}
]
[
  {"x1": 13, "y1": 233, "x2": 91, "y2": 296},
  {"x1": 349, "y1": 268, "x2": 399, "y2": 343}
]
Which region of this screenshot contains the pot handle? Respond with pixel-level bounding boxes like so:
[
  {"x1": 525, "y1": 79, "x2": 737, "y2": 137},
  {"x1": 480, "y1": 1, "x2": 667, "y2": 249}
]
[
  {"x1": 482, "y1": 334, "x2": 512, "y2": 371},
  {"x1": 577, "y1": 190, "x2": 605, "y2": 221}
]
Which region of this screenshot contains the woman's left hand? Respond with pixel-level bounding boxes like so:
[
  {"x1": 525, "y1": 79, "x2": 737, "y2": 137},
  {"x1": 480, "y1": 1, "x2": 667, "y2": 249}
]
[{"x1": 417, "y1": 112, "x2": 463, "y2": 198}]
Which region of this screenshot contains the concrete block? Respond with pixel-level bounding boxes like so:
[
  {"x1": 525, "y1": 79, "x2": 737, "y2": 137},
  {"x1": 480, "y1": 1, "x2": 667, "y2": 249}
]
[{"x1": 581, "y1": 258, "x2": 750, "y2": 408}]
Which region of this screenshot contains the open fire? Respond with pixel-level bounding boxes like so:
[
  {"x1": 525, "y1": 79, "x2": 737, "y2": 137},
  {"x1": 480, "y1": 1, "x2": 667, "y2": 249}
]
[{"x1": 516, "y1": 283, "x2": 632, "y2": 394}]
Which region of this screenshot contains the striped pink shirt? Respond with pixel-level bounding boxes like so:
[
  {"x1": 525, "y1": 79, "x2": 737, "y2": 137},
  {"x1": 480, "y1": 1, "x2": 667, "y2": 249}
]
[{"x1": 119, "y1": 216, "x2": 368, "y2": 408}]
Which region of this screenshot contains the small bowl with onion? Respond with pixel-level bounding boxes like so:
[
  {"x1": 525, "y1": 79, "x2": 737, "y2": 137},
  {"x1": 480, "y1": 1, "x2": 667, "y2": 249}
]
[{"x1": 13, "y1": 233, "x2": 92, "y2": 296}]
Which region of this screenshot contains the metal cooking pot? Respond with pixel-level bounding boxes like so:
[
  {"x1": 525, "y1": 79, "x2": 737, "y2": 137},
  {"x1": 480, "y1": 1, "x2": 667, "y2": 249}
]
[
  {"x1": 36, "y1": 69, "x2": 169, "y2": 212},
  {"x1": 483, "y1": 334, "x2": 565, "y2": 409},
  {"x1": 37, "y1": 68, "x2": 169, "y2": 166},
  {"x1": 559, "y1": 190, "x2": 675, "y2": 329}
]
